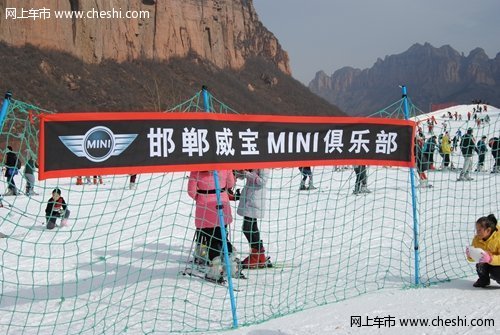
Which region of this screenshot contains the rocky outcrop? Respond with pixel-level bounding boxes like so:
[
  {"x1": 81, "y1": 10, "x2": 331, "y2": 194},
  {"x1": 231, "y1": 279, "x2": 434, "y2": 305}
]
[
  {"x1": 0, "y1": 0, "x2": 290, "y2": 74},
  {"x1": 0, "y1": 0, "x2": 345, "y2": 116},
  {"x1": 309, "y1": 43, "x2": 500, "y2": 116}
]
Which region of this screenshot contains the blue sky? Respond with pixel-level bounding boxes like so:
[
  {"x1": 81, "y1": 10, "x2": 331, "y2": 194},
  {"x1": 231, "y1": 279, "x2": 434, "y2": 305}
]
[{"x1": 253, "y1": 0, "x2": 500, "y2": 84}]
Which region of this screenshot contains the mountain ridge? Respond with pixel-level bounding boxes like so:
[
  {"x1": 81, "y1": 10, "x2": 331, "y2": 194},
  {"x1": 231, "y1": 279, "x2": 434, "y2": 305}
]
[{"x1": 309, "y1": 43, "x2": 500, "y2": 116}]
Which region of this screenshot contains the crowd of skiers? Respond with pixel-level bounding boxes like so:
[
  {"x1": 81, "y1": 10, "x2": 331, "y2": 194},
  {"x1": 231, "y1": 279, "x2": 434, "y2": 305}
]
[
  {"x1": 414, "y1": 126, "x2": 499, "y2": 187},
  {"x1": 2, "y1": 106, "x2": 498, "y2": 280}
]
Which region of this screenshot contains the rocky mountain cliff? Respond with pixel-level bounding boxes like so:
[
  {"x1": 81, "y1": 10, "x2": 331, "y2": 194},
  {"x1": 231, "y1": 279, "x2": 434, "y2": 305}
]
[
  {"x1": 309, "y1": 43, "x2": 500, "y2": 116},
  {"x1": 0, "y1": 0, "x2": 290, "y2": 73},
  {"x1": 0, "y1": 0, "x2": 343, "y2": 115}
]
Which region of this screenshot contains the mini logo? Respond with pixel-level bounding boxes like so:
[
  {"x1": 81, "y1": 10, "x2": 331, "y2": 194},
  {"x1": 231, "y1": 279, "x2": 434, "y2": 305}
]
[{"x1": 59, "y1": 126, "x2": 138, "y2": 162}]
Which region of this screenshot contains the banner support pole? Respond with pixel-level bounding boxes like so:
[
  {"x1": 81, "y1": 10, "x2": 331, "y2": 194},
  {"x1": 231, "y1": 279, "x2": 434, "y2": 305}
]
[
  {"x1": 0, "y1": 91, "x2": 13, "y2": 131},
  {"x1": 402, "y1": 85, "x2": 420, "y2": 286},
  {"x1": 202, "y1": 86, "x2": 239, "y2": 328}
]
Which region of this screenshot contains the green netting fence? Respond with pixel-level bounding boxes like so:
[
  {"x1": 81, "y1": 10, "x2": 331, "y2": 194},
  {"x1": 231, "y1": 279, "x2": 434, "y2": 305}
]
[{"x1": 0, "y1": 89, "x2": 498, "y2": 334}]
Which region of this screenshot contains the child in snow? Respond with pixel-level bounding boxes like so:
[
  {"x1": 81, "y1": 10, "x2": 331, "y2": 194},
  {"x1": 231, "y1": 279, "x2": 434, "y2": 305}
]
[
  {"x1": 45, "y1": 188, "x2": 71, "y2": 229},
  {"x1": 236, "y1": 169, "x2": 272, "y2": 269},
  {"x1": 187, "y1": 170, "x2": 242, "y2": 281},
  {"x1": 466, "y1": 214, "x2": 500, "y2": 288}
]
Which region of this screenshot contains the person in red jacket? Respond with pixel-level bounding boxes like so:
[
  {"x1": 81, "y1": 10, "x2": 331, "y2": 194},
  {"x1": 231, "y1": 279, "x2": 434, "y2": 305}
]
[{"x1": 45, "y1": 188, "x2": 71, "y2": 229}]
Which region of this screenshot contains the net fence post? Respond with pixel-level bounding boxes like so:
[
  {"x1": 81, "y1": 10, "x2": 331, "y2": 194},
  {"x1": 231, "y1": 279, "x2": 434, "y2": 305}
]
[
  {"x1": 402, "y1": 85, "x2": 420, "y2": 286},
  {"x1": 0, "y1": 91, "x2": 13, "y2": 129},
  {"x1": 202, "y1": 85, "x2": 239, "y2": 328}
]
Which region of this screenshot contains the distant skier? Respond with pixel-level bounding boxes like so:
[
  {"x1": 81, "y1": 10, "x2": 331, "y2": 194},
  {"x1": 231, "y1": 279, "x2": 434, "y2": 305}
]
[
  {"x1": 24, "y1": 153, "x2": 39, "y2": 195},
  {"x1": 475, "y1": 136, "x2": 488, "y2": 172},
  {"x1": 489, "y1": 137, "x2": 500, "y2": 173},
  {"x1": 3, "y1": 146, "x2": 21, "y2": 196},
  {"x1": 353, "y1": 165, "x2": 370, "y2": 195},
  {"x1": 129, "y1": 174, "x2": 138, "y2": 190},
  {"x1": 457, "y1": 128, "x2": 476, "y2": 181},
  {"x1": 452, "y1": 129, "x2": 462, "y2": 152},
  {"x1": 423, "y1": 135, "x2": 437, "y2": 171},
  {"x1": 441, "y1": 132, "x2": 452, "y2": 169},
  {"x1": 414, "y1": 136, "x2": 431, "y2": 188},
  {"x1": 298, "y1": 167, "x2": 316, "y2": 190}
]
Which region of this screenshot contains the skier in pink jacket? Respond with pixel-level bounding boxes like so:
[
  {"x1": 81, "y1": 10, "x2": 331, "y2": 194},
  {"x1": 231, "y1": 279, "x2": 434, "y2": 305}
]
[{"x1": 187, "y1": 170, "x2": 241, "y2": 281}]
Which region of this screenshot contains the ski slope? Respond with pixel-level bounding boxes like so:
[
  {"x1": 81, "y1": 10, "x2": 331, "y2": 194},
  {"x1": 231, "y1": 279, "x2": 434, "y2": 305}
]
[{"x1": 0, "y1": 104, "x2": 499, "y2": 334}]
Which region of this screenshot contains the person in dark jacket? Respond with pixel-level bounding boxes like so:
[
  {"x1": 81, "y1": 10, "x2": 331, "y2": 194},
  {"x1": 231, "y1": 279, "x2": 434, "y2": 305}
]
[
  {"x1": 458, "y1": 128, "x2": 476, "y2": 181},
  {"x1": 489, "y1": 137, "x2": 500, "y2": 173},
  {"x1": 452, "y1": 130, "x2": 461, "y2": 152},
  {"x1": 414, "y1": 135, "x2": 431, "y2": 188},
  {"x1": 298, "y1": 167, "x2": 316, "y2": 190},
  {"x1": 45, "y1": 188, "x2": 71, "y2": 229},
  {"x1": 129, "y1": 174, "x2": 138, "y2": 190},
  {"x1": 353, "y1": 165, "x2": 370, "y2": 194},
  {"x1": 423, "y1": 136, "x2": 437, "y2": 171},
  {"x1": 24, "y1": 153, "x2": 39, "y2": 195},
  {"x1": 475, "y1": 136, "x2": 488, "y2": 172},
  {"x1": 3, "y1": 146, "x2": 21, "y2": 196}
]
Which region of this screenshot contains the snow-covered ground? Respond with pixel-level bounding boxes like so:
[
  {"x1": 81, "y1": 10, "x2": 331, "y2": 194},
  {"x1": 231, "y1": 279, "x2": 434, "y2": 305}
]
[
  {"x1": 0, "y1": 104, "x2": 499, "y2": 334},
  {"x1": 225, "y1": 279, "x2": 500, "y2": 335}
]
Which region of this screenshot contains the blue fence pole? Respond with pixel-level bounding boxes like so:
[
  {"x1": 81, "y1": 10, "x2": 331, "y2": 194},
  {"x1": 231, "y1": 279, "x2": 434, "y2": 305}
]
[
  {"x1": 401, "y1": 85, "x2": 420, "y2": 286},
  {"x1": 201, "y1": 86, "x2": 239, "y2": 328},
  {"x1": 0, "y1": 91, "x2": 13, "y2": 129}
]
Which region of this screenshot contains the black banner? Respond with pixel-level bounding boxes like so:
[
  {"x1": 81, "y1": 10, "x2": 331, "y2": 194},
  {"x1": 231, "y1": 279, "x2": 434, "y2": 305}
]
[{"x1": 39, "y1": 112, "x2": 415, "y2": 179}]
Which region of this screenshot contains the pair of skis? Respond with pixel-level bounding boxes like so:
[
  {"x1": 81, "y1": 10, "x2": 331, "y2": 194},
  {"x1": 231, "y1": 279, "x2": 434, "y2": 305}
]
[
  {"x1": 180, "y1": 264, "x2": 245, "y2": 291},
  {"x1": 179, "y1": 260, "x2": 295, "y2": 290}
]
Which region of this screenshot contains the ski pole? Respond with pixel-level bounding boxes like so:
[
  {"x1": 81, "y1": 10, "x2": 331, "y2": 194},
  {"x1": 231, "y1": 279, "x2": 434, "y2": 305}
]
[
  {"x1": 270, "y1": 170, "x2": 301, "y2": 189},
  {"x1": 181, "y1": 228, "x2": 199, "y2": 274}
]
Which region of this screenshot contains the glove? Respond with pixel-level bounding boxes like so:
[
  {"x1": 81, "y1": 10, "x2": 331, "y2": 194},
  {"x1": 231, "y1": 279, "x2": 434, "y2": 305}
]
[
  {"x1": 465, "y1": 246, "x2": 472, "y2": 260},
  {"x1": 228, "y1": 188, "x2": 241, "y2": 201},
  {"x1": 233, "y1": 188, "x2": 241, "y2": 201},
  {"x1": 478, "y1": 251, "x2": 492, "y2": 264}
]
